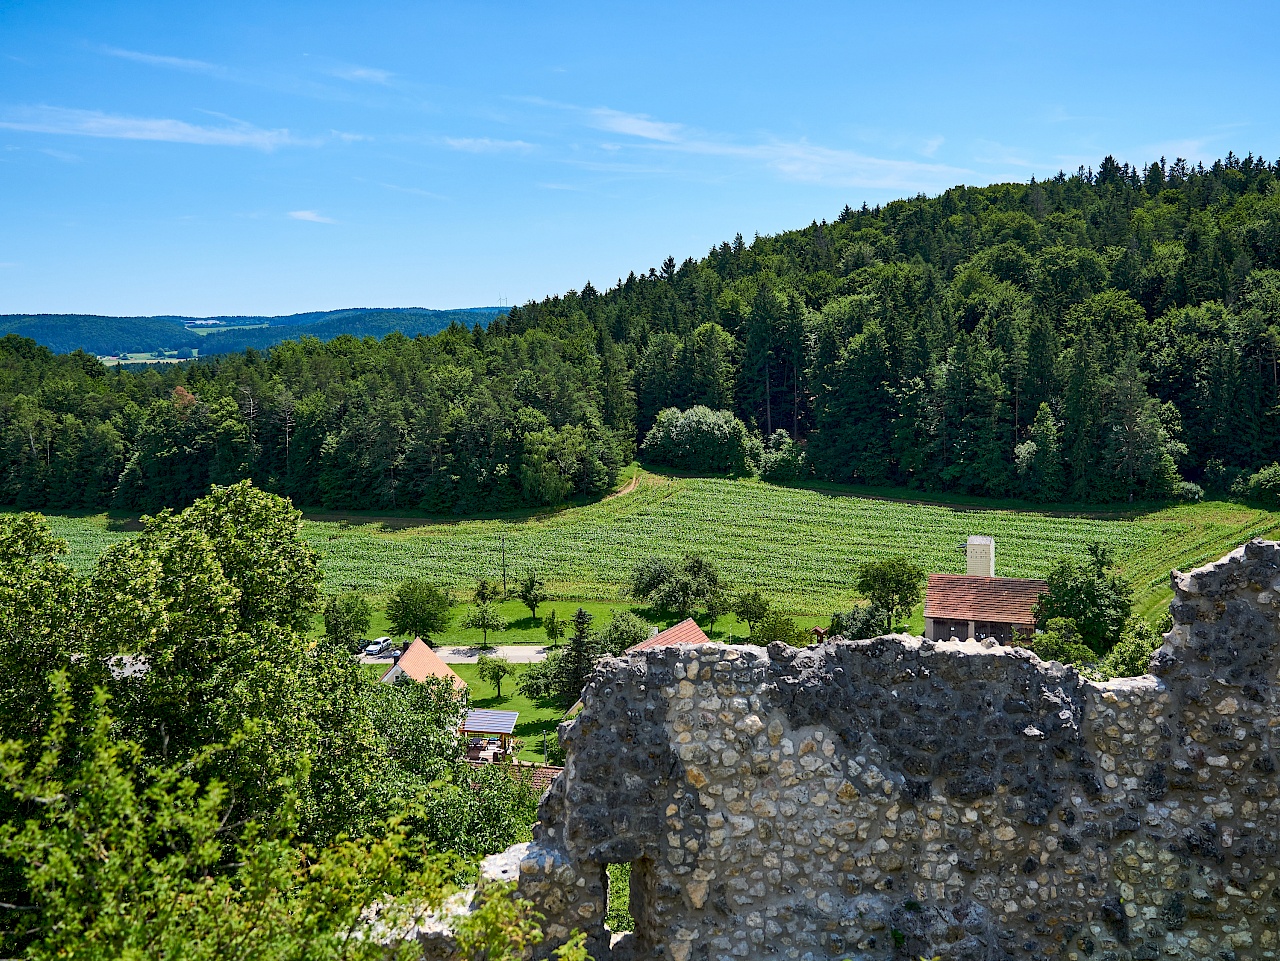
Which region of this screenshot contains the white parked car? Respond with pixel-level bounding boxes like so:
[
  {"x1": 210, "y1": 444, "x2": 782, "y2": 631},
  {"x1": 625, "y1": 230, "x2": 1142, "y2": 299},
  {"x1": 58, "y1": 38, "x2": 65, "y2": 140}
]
[{"x1": 362, "y1": 637, "x2": 393, "y2": 656}]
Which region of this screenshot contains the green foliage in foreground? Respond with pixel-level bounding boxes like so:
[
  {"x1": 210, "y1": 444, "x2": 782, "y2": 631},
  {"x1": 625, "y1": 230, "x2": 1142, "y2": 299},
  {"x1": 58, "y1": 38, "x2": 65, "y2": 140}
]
[
  {"x1": 0, "y1": 482, "x2": 545, "y2": 956},
  {"x1": 0, "y1": 680, "x2": 525, "y2": 961},
  {"x1": 1015, "y1": 615, "x2": 1166, "y2": 679}
]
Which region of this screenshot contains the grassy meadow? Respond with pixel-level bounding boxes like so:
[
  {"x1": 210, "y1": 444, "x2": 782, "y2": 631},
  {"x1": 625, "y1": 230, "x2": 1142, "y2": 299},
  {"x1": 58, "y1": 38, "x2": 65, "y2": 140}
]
[{"x1": 30, "y1": 470, "x2": 1280, "y2": 627}]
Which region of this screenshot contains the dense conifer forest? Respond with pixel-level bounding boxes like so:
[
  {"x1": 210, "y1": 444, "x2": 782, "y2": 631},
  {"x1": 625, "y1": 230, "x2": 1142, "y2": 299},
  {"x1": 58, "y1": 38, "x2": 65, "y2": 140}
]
[{"x1": 3, "y1": 152, "x2": 1280, "y2": 512}]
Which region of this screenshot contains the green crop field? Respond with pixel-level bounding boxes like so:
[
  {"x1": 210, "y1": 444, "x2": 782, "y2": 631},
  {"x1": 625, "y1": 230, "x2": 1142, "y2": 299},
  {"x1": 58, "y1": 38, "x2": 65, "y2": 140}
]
[{"x1": 26, "y1": 471, "x2": 1280, "y2": 621}]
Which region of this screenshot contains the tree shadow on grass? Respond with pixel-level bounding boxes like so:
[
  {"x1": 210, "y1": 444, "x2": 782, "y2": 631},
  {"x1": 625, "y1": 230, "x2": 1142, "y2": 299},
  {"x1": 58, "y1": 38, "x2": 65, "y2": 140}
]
[
  {"x1": 514, "y1": 716, "x2": 560, "y2": 740},
  {"x1": 631, "y1": 604, "x2": 686, "y2": 626}
]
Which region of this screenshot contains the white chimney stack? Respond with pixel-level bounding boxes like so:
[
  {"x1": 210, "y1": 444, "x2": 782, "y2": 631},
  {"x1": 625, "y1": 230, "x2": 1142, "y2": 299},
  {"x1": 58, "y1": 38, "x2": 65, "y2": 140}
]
[{"x1": 966, "y1": 535, "x2": 995, "y2": 577}]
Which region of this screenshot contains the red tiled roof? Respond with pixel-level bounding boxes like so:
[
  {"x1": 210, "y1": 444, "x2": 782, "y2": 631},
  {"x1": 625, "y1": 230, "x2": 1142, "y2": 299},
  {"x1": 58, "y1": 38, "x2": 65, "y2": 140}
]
[
  {"x1": 923, "y1": 574, "x2": 1048, "y2": 624},
  {"x1": 626, "y1": 617, "x2": 710, "y2": 653},
  {"x1": 381, "y1": 638, "x2": 467, "y2": 691},
  {"x1": 465, "y1": 759, "x2": 563, "y2": 794}
]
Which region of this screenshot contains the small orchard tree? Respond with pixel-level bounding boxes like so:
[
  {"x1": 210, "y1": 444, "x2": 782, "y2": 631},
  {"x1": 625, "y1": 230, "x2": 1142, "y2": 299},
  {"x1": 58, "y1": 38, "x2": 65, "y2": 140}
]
[
  {"x1": 630, "y1": 553, "x2": 722, "y2": 615},
  {"x1": 474, "y1": 577, "x2": 501, "y2": 605},
  {"x1": 516, "y1": 571, "x2": 548, "y2": 619},
  {"x1": 476, "y1": 653, "x2": 515, "y2": 698},
  {"x1": 855, "y1": 556, "x2": 925, "y2": 633},
  {"x1": 704, "y1": 591, "x2": 730, "y2": 638},
  {"x1": 543, "y1": 608, "x2": 564, "y2": 648},
  {"x1": 596, "y1": 610, "x2": 651, "y2": 656},
  {"x1": 829, "y1": 604, "x2": 886, "y2": 640},
  {"x1": 323, "y1": 592, "x2": 372, "y2": 647},
  {"x1": 732, "y1": 590, "x2": 770, "y2": 637},
  {"x1": 386, "y1": 579, "x2": 452, "y2": 646},
  {"x1": 463, "y1": 601, "x2": 507, "y2": 648}
]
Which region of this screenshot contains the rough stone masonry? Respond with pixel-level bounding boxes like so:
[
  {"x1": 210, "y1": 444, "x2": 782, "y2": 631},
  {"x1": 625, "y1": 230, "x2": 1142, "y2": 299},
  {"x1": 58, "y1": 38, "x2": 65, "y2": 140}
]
[{"x1": 463, "y1": 540, "x2": 1280, "y2": 960}]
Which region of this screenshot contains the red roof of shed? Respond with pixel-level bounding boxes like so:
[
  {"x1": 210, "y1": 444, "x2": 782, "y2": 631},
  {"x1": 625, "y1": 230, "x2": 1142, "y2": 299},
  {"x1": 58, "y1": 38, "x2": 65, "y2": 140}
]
[
  {"x1": 923, "y1": 574, "x2": 1047, "y2": 624},
  {"x1": 626, "y1": 617, "x2": 710, "y2": 653}
]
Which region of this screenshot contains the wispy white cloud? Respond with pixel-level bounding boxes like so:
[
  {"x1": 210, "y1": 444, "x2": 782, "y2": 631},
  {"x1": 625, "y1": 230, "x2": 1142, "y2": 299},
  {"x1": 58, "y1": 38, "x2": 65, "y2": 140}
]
[
  {"x1": 331, "y1": 64, "x2": 393, "y2": 85},
  {"x1": 444, "y1": 136, "x2": 534, "y2": 153},
  {"x1": 288, "y1": 210, "x2": 335, "y2": 223},
  {"x1": 519, "y1": 97, "x2": 966, "y2": 190},
  {"x1": 378, "y1": 182, "x2": 447, "y2": 200},
  {"x1": 669, "y1": 138, "x2": 968, "y2": 190},
  {"x1": 971, "y1": 139, "x2": 1038, "y2": 168},
  {"x1": 101, "y1": 46, "x2": 226, "y2": 77},
  {"x1": 40, "y1": 147, "x2": 82, "y2": 162},
  {"x1": 921, "y1": 136, "x2": 944, "y2": 157},
  {"x1": 586, "y1": 107, "x2": 683, "y2": 143},
  {"x1": 0, "y1": 106, "x2": 305, "y2": 150}
]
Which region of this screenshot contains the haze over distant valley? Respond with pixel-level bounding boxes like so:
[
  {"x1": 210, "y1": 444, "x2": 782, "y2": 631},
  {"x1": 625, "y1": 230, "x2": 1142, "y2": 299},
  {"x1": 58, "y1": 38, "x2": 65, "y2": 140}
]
[{"x1": 0, "y1": 306, "x2": 504, "y2": 358}]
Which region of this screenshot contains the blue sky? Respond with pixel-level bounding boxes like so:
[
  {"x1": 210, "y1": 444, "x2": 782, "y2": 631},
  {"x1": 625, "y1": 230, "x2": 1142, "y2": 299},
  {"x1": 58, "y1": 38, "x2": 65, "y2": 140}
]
[{"x1": 2, "y1": 1, "x2": 1276, "y2": 316}]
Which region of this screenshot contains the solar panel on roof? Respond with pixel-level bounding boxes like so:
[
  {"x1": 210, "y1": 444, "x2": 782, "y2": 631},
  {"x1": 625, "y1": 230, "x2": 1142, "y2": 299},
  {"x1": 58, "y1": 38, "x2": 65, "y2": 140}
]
[{"x1": 462, "y1": 709, "x2": 519, "y2": 734}]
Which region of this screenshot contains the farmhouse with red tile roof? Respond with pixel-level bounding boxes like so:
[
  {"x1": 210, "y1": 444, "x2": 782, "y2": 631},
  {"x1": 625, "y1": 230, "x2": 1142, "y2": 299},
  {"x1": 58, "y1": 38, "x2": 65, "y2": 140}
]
[{"x1": 923, "y1": 537, "x2": 1047, "y2": 644}]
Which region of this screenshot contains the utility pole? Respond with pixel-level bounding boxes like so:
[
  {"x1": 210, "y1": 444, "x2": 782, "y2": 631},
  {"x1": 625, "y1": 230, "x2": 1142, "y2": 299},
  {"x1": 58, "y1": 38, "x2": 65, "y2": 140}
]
[{"x1": 501, "y1": 532, "x2": 507, "y2": 597}]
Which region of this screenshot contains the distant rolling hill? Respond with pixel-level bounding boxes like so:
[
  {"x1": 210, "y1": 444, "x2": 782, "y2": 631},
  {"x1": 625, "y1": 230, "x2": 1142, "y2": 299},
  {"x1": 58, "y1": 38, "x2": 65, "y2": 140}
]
[{"x1": 0, "y1": 307, "x2": 506, "y2": 357}]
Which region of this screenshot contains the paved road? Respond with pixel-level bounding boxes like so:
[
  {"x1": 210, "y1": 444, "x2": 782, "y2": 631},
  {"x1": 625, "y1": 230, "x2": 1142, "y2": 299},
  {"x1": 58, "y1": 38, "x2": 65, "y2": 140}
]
[
  {"x1": 437, "y1": 644, "x2": 551, "y2": 664},
  {"x1": 358, "y1": 644, "x2": 550, "y2": 666}
]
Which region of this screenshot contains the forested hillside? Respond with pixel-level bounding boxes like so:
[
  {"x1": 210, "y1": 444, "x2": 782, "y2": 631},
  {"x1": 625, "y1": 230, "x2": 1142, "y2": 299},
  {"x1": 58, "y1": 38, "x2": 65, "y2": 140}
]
[
  {"x1": 3, "y1": 153, "x2": 1279, "y2": 512},
  {"x1": 0, "y1": 306, "x2": 503, "y2": 356}
]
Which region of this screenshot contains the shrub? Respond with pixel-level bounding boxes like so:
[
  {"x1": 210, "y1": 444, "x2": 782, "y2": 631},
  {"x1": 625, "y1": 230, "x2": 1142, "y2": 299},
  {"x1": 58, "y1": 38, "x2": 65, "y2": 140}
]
[
  {"x1": 640, "y1": 406, "x2": 761, "y2": 475},
  {"x1": 1245, "y1": 463, "x2": 1280, "y2": 508},
  {"x1": 1100, "y1": 618, "x2": 1163, "y2": 678},
  {"x1": 759, "y1": 430, "x2": 807, "y2": 483},
  {"x1": 752, "y1": 610, "x2": 804, "y2": 646},
  {"x1": 1015, "y1": 617, "x2": 1098, "y2": 667},
  {"x1": 1176, "y1": 481, "x2": 1204, "y2": 503},
  {"x1": 830, "y1": 604, "x2": 888, "y2": 640}
]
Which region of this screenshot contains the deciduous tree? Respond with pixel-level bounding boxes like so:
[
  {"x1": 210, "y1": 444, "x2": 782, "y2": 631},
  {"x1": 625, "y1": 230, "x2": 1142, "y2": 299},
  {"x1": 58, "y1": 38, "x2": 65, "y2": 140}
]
[
  {"x1": 855, "y1": 556, "x2": 926, "y2": 633},
  {"x1": 476, "y1": 653, "x2": 515, "y2": 698},
  {"x1": 386, "y1": 579, "x2": 453, "y2": 646}
]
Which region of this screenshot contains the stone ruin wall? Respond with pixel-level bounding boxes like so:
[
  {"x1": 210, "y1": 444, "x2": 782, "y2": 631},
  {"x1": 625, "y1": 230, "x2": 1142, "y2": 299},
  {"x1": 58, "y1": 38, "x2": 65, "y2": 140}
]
[{"x1": 469, "y1": 540, "x2": 1280, "y2": 961}]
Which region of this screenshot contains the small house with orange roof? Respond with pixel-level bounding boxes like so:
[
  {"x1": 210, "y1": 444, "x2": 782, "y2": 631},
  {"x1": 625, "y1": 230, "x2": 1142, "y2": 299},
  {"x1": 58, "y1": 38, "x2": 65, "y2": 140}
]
[
  {"x1": 380, "y1": 637, "x2": 467, "y2": 692},
  {"x1": 626, "y1": 617, "x2": 710, "y2": 654}
]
